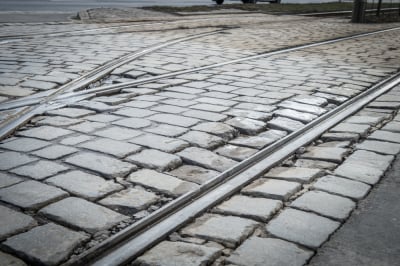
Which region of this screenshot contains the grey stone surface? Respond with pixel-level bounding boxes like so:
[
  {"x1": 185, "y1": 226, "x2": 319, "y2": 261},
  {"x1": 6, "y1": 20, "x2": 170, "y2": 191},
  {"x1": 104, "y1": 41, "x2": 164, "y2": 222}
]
[
  {"x1": 356, "y1": 140, "x2": 400, "y2": 155},
  {"x1": 179, "y1": 131, "x2": 224, "y2": 149},
  {"x1": 312, "y1": 175, "x2": 371, "y2": 200},
  {"x1": 127, "y1": 169, "x2": 198, "y2": 197},
  {"x1": 79, "y1": 138, "x2": 141, "y2": 158},
  {"x1": 0, "y1": 172, "x2": 23, "y2": 188},
  {"x1": 294, "y1": 159, "x2": 337, "y2": 170},
  {"x1": 86, "y1": 114, "x2": 121, "y2": 123},
  {"x1": 268, "y1": 116, "x2": 304, "y2": 133},
  {"x1": 226, "y1": 237, "x2": 313, "y2": 266},
  {"x1": 192, "y1": 122, "x2": 237, "y2": 140},
  {"x1": 266, "y1": 208, "x2": 340, "y2": 249},
  {"x1": 66, "y1": 152, "x2": 136, "y2": 178},
  {"x1": 265, "y1": 167, "x2": 323, "y2": 183},
  {"x1": 3, "y1": 223, "x2": 89, "y2": 266},
  {"x1": 318, "y1": 141, "x2": 351, "y2": 148},
  {"x1": 214, "y1": 144, "x2": 258, "y2": 161},
  {"x1": 148, "y1": 113, "x2": 200, "y2": 127},
  {"x1": 242, "y1": 178, "x2": 301, "y2": 201},
  {"x1": 330, "y1": 123, "x2": 370, "y2": 136},
  {"x1": 46, "y1": 170, "x2": 123, "y2": 200},
  {"x1": 18, "y1": 126, "x2": 73, "y2": 140},
  {"x1": 36, "y1": 116, "x2": 83, "y2": 127},
  {"x1": 130, "y1": 133, "x2": 188, "y2": 153},
  {"x1": 134, "y1": 241, "x2": 221, "y2": 266},
  {"x1": 345, "y1": 115, "x2": 383, "y2": 125},
  {"x1": 39, "y1": 197, "x2": 128, "y2": 233},
  {"x1": 300, "y1": 147, "x2": 348, "y2": 163},
  {"x1": 0, "y1": 151, "x2": 37, "y2": 170},
  {"x1": 168, "y1": 165, "x2": 219, "y2": 185},
  {"x1": 0, "y1": 251, "x2": 27, "y2": 266},
  {"x1": 291, "y1": 190, "x2": 355, "y2": 221},
  {"x1": 224, "y1": 109, "x2": 272, "y2": 121},
  {"x1": 99, "y1": 187, "x2": 159, "y2": 212},
  {"x1": 68, "y1": 121, "x2": 106, "y2": 133},
  {"x1": 0, "y1": 205, "x2": 37, "y2": 240},
  {"x1": 321, "y1": 132, "x2": 360, "y2": 142},
  {"x1": 69, "y1": 100, "x2": 117, "y2": 112},
  {"x1": 0, "y1": 137, "x2": 51, "y2": 152},
  {"x1": 94, "y1": 126, "x2": 142, "y2": 140},
  {"x1": 32, "y1": 145, "x2": 78, "y2": 159},
  {"x1": 274, "y1": 108, "x2": 317, "y2": 123},
  {"x1": 181, "y1": 214, "x2": 258, "y2": 248},
  {"x1": 291, "y1": 95, "x2": 328, "y2": 106},
  {"x1": 368, "y1": 101, "x2": 400, "y2": 109},
  {"x1": 381, "y1": 121, "x2": 400, "y2": 133},
  {"x1": 127, "y1": 149, "x2": 181, "y2": 171},
  {"x1": 229, "y1": 135, "x2": 276, "y2": 149},
  {"x1": 177, "y1": 147, "x2": 237, "y2": 172},
  {"x1": 10, "y1": 160, "x2": 68, "y2": 180},
  {"x1": 144, "y1": 124, "x2": 188, "y2": 137},
  {"x1": 0, "y1": 180, "x2": 68, "y2": 210},
  {"x1": 278, "y1": 101, "x2": 326, "y2": 115},
  {"x1": 225, "y1": 117, "x2": 266, "y2": 135},
  {"x1": 60, "y1": 135, "x2": 93, "y2": 146},
  {"x1": 112, "y1": 117, "x2": 152, "y2": 129},
  {"x1": 368, "y1": 130, "x2": 400, "y2": 143},
  {"x1": 334, "y1": 150, "x2": 393, "y2": 184},
  {"x1": 46, "y1": 107, "x2": 95, "y2": 118},
  {"x1": 213, "y1": 195, "x2": 282, "y2": 222},
  {"x1": 184, "y1": 110, "x2": 227, "y2": 122}
]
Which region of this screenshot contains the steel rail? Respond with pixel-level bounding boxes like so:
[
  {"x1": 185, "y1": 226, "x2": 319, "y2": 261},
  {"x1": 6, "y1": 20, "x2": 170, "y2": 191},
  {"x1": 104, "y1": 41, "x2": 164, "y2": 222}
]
[{"x1": 73, "y1": 71, "x2": 400, "y2": 266}]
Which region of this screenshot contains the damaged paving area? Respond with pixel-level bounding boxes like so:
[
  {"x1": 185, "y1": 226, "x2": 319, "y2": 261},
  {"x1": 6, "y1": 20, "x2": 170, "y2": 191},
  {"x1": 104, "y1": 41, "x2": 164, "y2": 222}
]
[{"x1": 0, "y1": 8, "x2": 400, "y2": 266}]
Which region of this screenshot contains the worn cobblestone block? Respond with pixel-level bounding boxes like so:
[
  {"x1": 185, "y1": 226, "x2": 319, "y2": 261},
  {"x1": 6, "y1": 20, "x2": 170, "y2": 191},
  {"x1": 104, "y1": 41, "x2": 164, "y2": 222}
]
[
  {"x1": 225, "y1": 117, "x2": 266, "y2": 135},
  {"x1": 59, "y1": 135, "x2": 93, "y2": 146},
  {"x1": 179, "y1": 131, "x2": 224, "y2": 149},
  {"x1": 235, "y1": 102, "x2": 276, "y2": 113},
  {"x1": 213, "y1": 195, "x2": 282, "y2": 222},
  {"x1": 10, "y1": 160, "x2": 68, "y2": 180},
  {"x1": 368, "y1": 101, "x2": 400, "y2": 109},
  {"x1": 226, "y1": 237, "x2": 313, "y2": 266},
  {"x1": 36, "y1": 116, "x2": 83, "y2": 127},
  {"x1": 39, "y1": 197, "x2": 129, "y2": 233},
  {"x1": 381, "y1": 121, "x2": 400, "y2": 133},
  {"x1": 345, "y1": 115, "x2": 383, "y2": 125},
  {"x1": 0, "y1": 172, "x2": 23, "y2": 188},
  {"x1": 330, "y1": 123, "x2": 370, "y2": 136},
  {"x1": 181, "y1": 214, "x2": 258, "y2": 248},
  {"x1": 168, "y1": 165, "x2": 219, "y2": 185},
  {"x1": 225, "y1": 109, "x2": 272, "y2": 121},
  {"x1": 291, "y1": 190, "x2": 355, "y2": 221},
  {"x1": 46, "y1": 171, "x2": 123, "y2": 200},
  {"x1": 99, "y1": 187, "x2": 159, "y2": 212},
  {"x1": 0, "y1": 251, "x2": 27, "y2": 266},
  {"x1": 0, "y1": 151, "x2": 37, "y2": 170},
  {"x1": 192, "y1": 122, "x2": 237, "y2": 140},
  {"x1": 267, "y1": 208, "x2": 340, "y2": 249},
  {"x1": 215, "y1": 144, "x2": 258, "y2": 161},
  {"x1": 278, "y1": 101, "x2": 326, "y2": 115},
  {"x1": 0, "y1": 205, "x2": 37, "y2": 240},
  {"x1": 265, "y1": 167, "x2": 323, "y2": 183},
  {"x1": 127, "y1": 169, "x2": 197, "y2": 197},
  {"x1": 133, "y1": 241, "x2": 221, "y2": 266},
  {"x1": 0, "y1": 137, "x2": 51, "y2": 152},
  {"x1": 229, "y1": 135, "x2": 276, "y2": 149},
  {"x1": 242, "y1": 178, "x2": 301, "y2": 201},
  {"x1": 274, "y1": 108, "x2": 317, "y2": 123},
  {"x1": 312, "y1": 175, "x2": 371, "y2": 200},
  {"x1": 114, "y1": 107, "x2": 155, "y2": 118},
  {"x1": 112, "y1": 117, "x2": 152, "y2": 129},
  {"x1": 66, "y1": 152, "x2": 136, "y2": 178},
  {"x1": 183, "y1": 109, "x2": 227, "y2": 122},
  {"x1": 368, "y1": 130, "x2": 400, "y2": 143},
  {"x1": 86, "y1": 114, "x2": 121, "y2": 123},
  {"x1": 321, "y1": 132, "x2": 360, "y2": 142},
  {"x1": 294, "y1": 159, "x2": 337, "y2": 170},
  {"x1": 268, "y1": 116, "x2": 304, "y2": 133},
  {"x1": 130, "y1": 133, "x2": 188, "y2": 153},
  {"x1": 46, "y1": 107, "x2": 95, "y2": 118},
  {"x1": 300, "y1": 147, "x2": 348, "y2": 163},
  {"x1": 18, "y1": 126, "x2": 73, "y2": 140},
  {"x1": 148, "y1": 113, "x2": 200, "y2": 127},
  {"x1": 94, "y1": 126, "x2": 142, "y2": 141},
  {"x1": 68, "y1": 121, "x2": 107, "y2": 133},
  {"x1": 3, "y1": 223, "x2": 89, "y2": 266},
  {"x1": 127, "y1": 149, "x2": 181, "y2": 171},
  {"x1": 32, "y1": 145, "x2": 78, "y2": 159},
  {"x1": 0, "y1": 180, "x2": 68, "y2": 210},
  {"x1": 69, "y1": 100, "x2": 117, "y2": 112},
  {"x1": 291, "y1": 95, "x2": 328, "y2": 106},
  {"x1": 177, "y1": 147, "x2": 237, "y2": 172},
  {"x1": 356, "y1": 140, "x2": 400, "y2": 155},
  {"x1": 79, "y1": 138, "x2": 141, "y2": 158}
]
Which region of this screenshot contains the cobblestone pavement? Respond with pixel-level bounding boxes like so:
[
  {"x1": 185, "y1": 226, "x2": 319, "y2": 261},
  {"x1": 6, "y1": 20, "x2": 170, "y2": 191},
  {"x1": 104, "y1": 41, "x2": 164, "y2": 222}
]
[{"x1": 0, "y1": 12, "x2": 400, "y2": 265}]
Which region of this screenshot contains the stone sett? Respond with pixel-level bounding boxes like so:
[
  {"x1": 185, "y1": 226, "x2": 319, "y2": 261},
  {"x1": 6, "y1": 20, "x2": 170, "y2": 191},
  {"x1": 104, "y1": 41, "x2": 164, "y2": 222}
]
[
  {"x1": 68, "y1": 121, "x2": 106, "y2": 133},
  {"x1": 127, "y1": 169, "x2": 198, "y2": 197},
  {"x1": 368, "y1": 130, "x2": 400, "y2": 143},
  {"x1": 168, "y1": 165, "x2": 219, "y2": 185},
  {"x1": 177, "y1": 147, "x2": 237, "y2": 172},
  {"x1": 181, "y1": 214, "x2": 258, "y2": 248},
  {"x1": 10, "y1": 160, "x2": 68, "y2": 180},
  {"x1": 225, "y1": 117, "x2": 266, "y2": 135},
  {"x1": 0, "y1": 137, "x2": 51, "y2": 152},
  {"x1": 312, "y1": 175, "x2": 371, "y2": 200},
  {"x1": 130, "y1": 133, "x2": 188, "y2": 153},
  {"x1": 268, "y1": 116, "x2": 304, "y2": 133},
  {"x1": 127, "y1": 149, "x2": 181, "y2": 171},
  {"x1": 356, "y1": 140, "x2": 400, "y2": 155},
  {"x1": 226, "y1": 237, "x2": 313, "y2": 266},
  {"x1": 0, "y1": 151, "x2": 37, "y2": 170},
  {"x1": 66, "y1": 152, "x2": 136, "y2": 178},
  {"x1": 46, "y1": 107, "x2": 95, "y2": 118},
  {"x1": 213, "y1": 195, "x2": 282, "y2": 222},
  {"x1": 39, "y1": 197, "x2": 129, "y2": 234},
  {"x1": 0, "y1": 251, "x2": 27, "y2": 266},
  {"x1": 0, "y1": 172, "x2": 23, "y2": 188},
  {"x1": 46, "y1": 170, "x2": 123, "y2": 201},
  {"x1": 94, "y1": 126, "x2": 142, "y2": 141},
  {"x1": 300, "y1": 146, "x2": 348, "y2": 163},
  {"x1": 112, "y1": 117, "x2": 152, "y2": 129},
  {"x1": 179, "y1": 131, "x2": 224, "y2": 149},
  {"x1": 148, "y1": 113, "x2": 200, "y2": 127},
  {"x1": 294, "y1": 159, "x2": 338, "y2": 170},
  {"x1": 133, "y1": 241, "x2": 221, "y2": 266},
  {"x1": 32, "y1": 145, "x2": 78, "y2": 159},
  {"x1": 192, "y1": 122, "x2": 237, "y2": 140},
  {"x1": 0, "y1": 180, "x2": 68, "y2": 210},
  {"x1": 229, "y1": 135, "x2": 276, "y2": 149},
  {"x1": 265, "y1": 167, "x2": 323, "y2": 183},
  {"x1": 144, "y1": 124, "x2": 188, "y2": 137},
  {"x1": 214, "y1": 144, "x2": 258, "y2": 161},
  {"x1": 266, "y1": 208, "x2": 340, "y2": 249},
  {"x1": 36, "y1": 116, "x2": 83, "y2": 127},
  {"x1": 3, "y1": 223, "x2": 89, "y2": 266},
  {"x1": 330, "y1": 123, "x2": 371, "y2": 137},
  {"x1": 381, "y1": 121, "x2": 400, "y2": 133},
  {"x1": 18, "y1": 126, "x2": 73, "y2": 140},
  {"x1": 79, "y1": 138, "x2": 141, "y2": 158},
  {"x1": 291, "y1": 190, "x2": 356, "y2": 221},
  {"x1": 274, "y1": 108, "x2": 317, "y2": 123},
  {"x1": 0, "y1": 205, "x2": 37, "y2": 240},
  {"x1": 242, "y1": 178, "x2": 302, "y2": 201}
]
